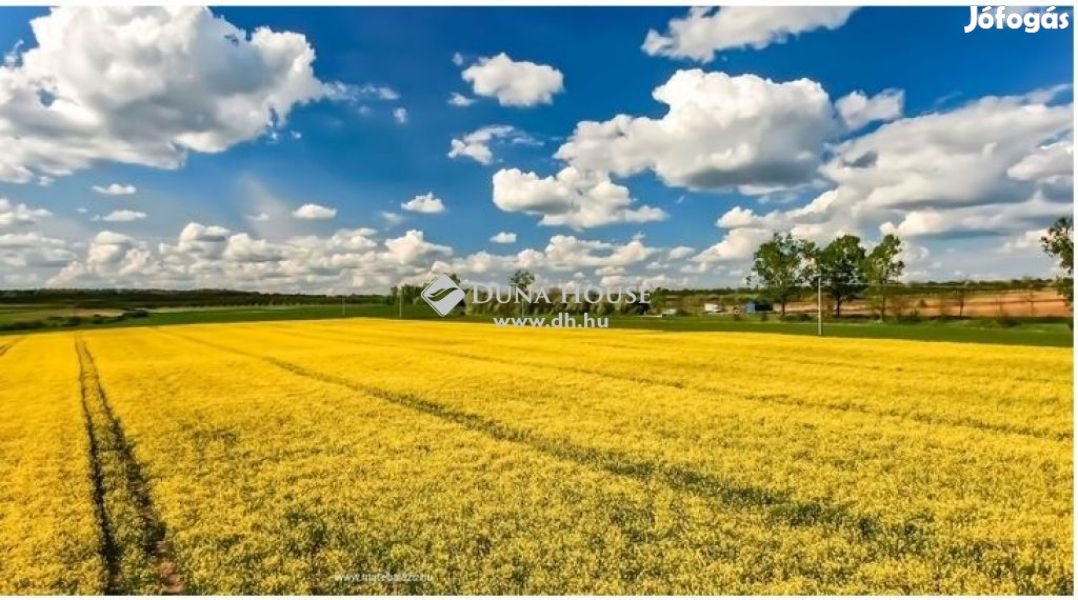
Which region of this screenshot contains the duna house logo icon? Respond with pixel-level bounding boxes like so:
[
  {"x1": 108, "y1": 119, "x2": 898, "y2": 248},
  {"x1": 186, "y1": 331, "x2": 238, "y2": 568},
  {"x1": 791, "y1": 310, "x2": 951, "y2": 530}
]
[{"x1": 421, "y1": 274, "x2": 465, "y2": 317}]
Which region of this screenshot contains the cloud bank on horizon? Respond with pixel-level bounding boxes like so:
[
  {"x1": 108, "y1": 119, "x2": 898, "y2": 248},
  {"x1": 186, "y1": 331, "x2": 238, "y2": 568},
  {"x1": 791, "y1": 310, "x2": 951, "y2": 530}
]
[{"x1": 0, "y1": 5, "x2": 1072, "y2": 292}]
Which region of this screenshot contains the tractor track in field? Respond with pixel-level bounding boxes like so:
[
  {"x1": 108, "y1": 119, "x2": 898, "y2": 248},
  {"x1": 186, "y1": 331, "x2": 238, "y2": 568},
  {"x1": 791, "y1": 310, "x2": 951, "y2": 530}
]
[
  {"x1": 154, "y1": 327, "x2": 962, "y2": 566},
  {"x1": 267, "y1": 325, "x2": 1070, "y2": 443},
  {"x1": 76, "y1": 336, "x2": 184, "y2": 595},
  {"x1": 76, "y1": 339, "x2": 122, "y2": 594},
  {"x1": 0, "y1": 336, "x2": 23, "y2": 357}
]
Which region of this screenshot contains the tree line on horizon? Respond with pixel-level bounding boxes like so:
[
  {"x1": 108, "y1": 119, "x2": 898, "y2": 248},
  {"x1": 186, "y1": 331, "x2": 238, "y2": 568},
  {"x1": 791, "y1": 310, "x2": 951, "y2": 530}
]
[
  {"x1": 745, "y1": 216, "x2": 1073, "y2": 319},
  {"x1": 748, "y1": 232, "x2": 904, "y2": 319}
]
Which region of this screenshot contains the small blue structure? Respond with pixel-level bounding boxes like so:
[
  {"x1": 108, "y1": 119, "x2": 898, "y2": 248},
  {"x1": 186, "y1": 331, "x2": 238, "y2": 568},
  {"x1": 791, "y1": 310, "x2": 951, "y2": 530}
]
[{"x1": 743, "y1": 300, "x2": 774, "y2": 314}]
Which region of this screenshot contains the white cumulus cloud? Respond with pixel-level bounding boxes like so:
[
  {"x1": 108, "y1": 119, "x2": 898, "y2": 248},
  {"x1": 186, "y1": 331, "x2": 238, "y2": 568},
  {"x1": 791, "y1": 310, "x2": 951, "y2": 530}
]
[
  {"x1": 101, "y1": 209, "x2": 147, "y2": 222},
  {"x1": 383, "y1": 229, "x2": 452, "y2": 265},
  {"x1": 448, "y1": 125, "x2": 536, "y2": 165},
  {"x1": 835, "y1": 89, "x2": 905, "y2": 131},
  {"x1": 0, "y1": 6, "x2": 339, "y2": 183},
  {"x1": 667, "y1": 246, "x2": 695, "y2": 260},
  {"x1": 556, "y1": 69, "x2": 835, "y2": 193},
  {"x1": 1000, "y1": 229, "x2": 1049, "y2": 254},
  {"x1": 45, "y1": 222, "x2": 463, "y2": 291},
  {"x1": 1007, "y1": 138, "x2": 1073, "y2": 182},
  {"x1": 380, "y1": 211, "x2": 405, "y2": 226},
  {"x1": 823, "y1": 91, "x2": 1072, "y2": 213},
  {"x1": 492, "y1": 166, "x2": 667, "y2": 230},
  {"x1": 92, "y1": 183, "x2": 137, "y2": 196},
  {"x1": 643, "y1": 6, "x2": 857, "y2": 62},
  {"x1": 292, "y1": 203, "x2": 337, "y2": 220},
  {"x1": 448, "y1": 92, "x2": 476, "y2": 107},
  {"x1": 697, "y1": 88, "x2": 1072, "y2": 277},
  {"x1": 461, "y1": 53, "x2": 564, "y2": 107},
  {"x1": 0, "y1": 198, "x2": 51, "y2": 227},
  {"x1": 401, "y1": 193, "x2": 446, "y2": 214},
  {"x1": 692, "y1": 227, "x2": 774, "y2": 265}
]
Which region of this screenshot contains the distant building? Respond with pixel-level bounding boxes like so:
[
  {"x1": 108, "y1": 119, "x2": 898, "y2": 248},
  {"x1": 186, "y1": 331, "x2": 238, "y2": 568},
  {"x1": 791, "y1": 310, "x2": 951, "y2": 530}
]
[
  {"x1": 743, "y1": 300, "x2": 773, "y2": 314},
  {"x1": 703, "y1": 302, "x2": 723, "y2": 314}
]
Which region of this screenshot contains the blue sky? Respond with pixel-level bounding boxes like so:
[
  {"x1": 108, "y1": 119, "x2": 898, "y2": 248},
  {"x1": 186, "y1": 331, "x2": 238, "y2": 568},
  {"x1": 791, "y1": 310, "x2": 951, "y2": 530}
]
[{"x1": 0, "y1": 6, "x2": 1072, "y2": 292}]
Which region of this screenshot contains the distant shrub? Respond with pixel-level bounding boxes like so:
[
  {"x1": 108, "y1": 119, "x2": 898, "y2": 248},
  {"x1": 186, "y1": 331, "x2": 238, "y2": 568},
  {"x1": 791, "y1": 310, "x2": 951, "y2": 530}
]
[
  {"x1": 994, "y1": 316, "x2": 1021, "y2": 328},
  {"x1": 0, "y1": 319, "x2": 46, "y2": 331},
  {"x1": 620, "y1": 302, "x2": 648, "y2": 316},
  {"x1": 897, "y1": 310, "x2": 923, "y2": 324},
  {"x1": 594, "y1": 301, "x2": 615, "y2": 316}
]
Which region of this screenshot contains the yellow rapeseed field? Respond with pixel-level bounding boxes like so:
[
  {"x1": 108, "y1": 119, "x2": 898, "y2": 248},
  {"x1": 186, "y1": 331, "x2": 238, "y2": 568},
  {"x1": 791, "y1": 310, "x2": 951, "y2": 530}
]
[
  {"x1": 0, "y1": 320, "x2": 1072, "y2": 594},
  {"x1": 0, "y1": 335, "x2": 103, "y2": 593}
]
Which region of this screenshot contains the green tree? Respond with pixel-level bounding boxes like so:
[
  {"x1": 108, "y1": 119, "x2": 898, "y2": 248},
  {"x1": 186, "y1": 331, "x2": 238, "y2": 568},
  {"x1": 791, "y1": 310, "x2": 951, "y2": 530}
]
[
  {"x1": 392, "y1": 283, "x2": 423, "y2": 305},
  {"x1": 1041, "y1": 217, "x2": 1073, "y2": 306},
  {"x1": 509, "y1": 269, "x2": 535, "y2": 294},
  {"x1": 649, "y1": 288, "x2": 668, "y2": 314},
  {"x1": 952, "y1": 279, "x2": 970, "y2": 318},
  {"x1": 750, "y1": 232, "x2": 811, "y2": 318},
  {"x1": 509, "y1": 269, "x2": 536, "y2": 316},
  {"x1": 391, "y1": 283, "x2": 423, "y2": 317},
  {"x1": 863, "y1": 234, "x2": 905, "y2": 320},
  {"x1": 818, "y1": 234, "x2": 867, "y2": 317}
]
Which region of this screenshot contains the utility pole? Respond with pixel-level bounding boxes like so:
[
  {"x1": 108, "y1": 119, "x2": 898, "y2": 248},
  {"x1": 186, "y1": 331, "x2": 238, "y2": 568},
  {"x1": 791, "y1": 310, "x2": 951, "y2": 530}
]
[
  {"x1": 817, "y1": 273, "x2": 823, "y2": 336},
  {"x1": 340, "y1": 294, "x2": 345, "y2": 317},
  {"x1": 815, "y1": 257, "x2": 823, "y2": 337},
  {"x1": 398, "y1": 284, "x2": 403, "y2": 319}
]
